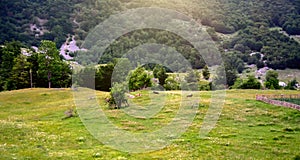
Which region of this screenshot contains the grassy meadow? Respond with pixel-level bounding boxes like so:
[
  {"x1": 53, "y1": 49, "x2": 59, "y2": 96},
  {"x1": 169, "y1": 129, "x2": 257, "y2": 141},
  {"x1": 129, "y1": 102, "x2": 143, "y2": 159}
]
[{"x1": 0, "y1": 88, "x2": 300, "y2": 159}]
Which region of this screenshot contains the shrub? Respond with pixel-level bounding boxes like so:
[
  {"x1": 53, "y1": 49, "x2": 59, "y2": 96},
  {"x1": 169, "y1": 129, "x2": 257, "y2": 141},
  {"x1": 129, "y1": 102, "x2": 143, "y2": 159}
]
[
  {"x1": 240, "y1": 76, "x2": 262, "y2": 89},
  {"x1": 284, "y1": 79, "x2": 298, "y2": 90},
  {"x1": 232, "y1": 76, "x2": 261, "y2": 89},
  {"x1": 164, "y1": 75, "x2": 180, "y2": 90},
  {"x1": 202, "y1": 65, "x2": 210, "y2": 80},
  {"x1": 153, "y1": 64, "x2": 168, "y2": 86},
  {"x1": 265, "y1": 70, "x2": 280, "y2": 89},
  {"x1": 198, "y1": 80, "x2": 211, "y2": 91},
  {"x1": 110, "y1": 82, "x2": 128, "y2": 109},
  {"x1": 128, "y1": 66, "x2": 152, "y2": 91}
]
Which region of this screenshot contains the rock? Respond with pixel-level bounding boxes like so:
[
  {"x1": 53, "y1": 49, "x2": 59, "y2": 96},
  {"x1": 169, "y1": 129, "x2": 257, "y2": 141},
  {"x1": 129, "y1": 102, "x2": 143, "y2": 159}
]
[
  {"x1": 187, "y1": 94, "x2": 193, "y2": 97},
  {"x1": 153, "y1": 91, "x2": 159, "y2": 94}
]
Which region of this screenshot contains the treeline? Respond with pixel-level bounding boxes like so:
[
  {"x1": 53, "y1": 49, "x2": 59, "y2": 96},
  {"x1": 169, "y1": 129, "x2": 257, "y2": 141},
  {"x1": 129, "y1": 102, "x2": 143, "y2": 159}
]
[
  {"x1": 74, "y1": 61, "x2": 211, "y2": 92},
  {"x1": 0, "y1": 40, "x2": 71, "y2": 91},
  {"x1": 1, "y1": 39, "x2": 297, "y2": 93},
  {"x1": 74, "y1": 59, "x2": 298, "y2": 93}
]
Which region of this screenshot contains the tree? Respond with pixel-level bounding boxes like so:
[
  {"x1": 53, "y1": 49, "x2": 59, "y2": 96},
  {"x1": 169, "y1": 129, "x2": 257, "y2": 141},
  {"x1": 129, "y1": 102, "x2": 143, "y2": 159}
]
[
  {"x1": 6, "y1": 54, "x2": 31, "y2": 90},
  {"x1": 285, "y1": 79, "x2": 298, "y2": 90},
  {"x1": 75, "y1": 67, "x2": 97, "y2": 89},
  {"x1": 184, "y1": 70, "x2": 200, "y2": 90},
  {"x1": 202, "y1": 65, "x2": 210, "y2": 80},
  {"x1": 164, "y1": 75, "x2": 180, "y2": 90},
  {"x1": 38, "y1": 40, "x2": 71, "y2": 88},
  {"x1": 50, "y1": 60, "x2": 72, "y2": 88},
  {"x1": 221, "y1": 54, "x2": 241, "y2": 87},
  {"x1": 96, "y1": 63, "x2": 114, "y2": 91},
  {"x1": 110, "y1": 82, "x2": 128, "y2": 109},
  {"x1": 233, "y1": 44, "x2": 246, "y2": 53},
  {"x1": 38, "y1": 40, "x2": 61, "y2": 88},
  {"x1": 185, "y1": 70, "x2": 200, "y2": 83},
  {"x1": 128, "y1": 66, "x2": 152, "y2": 91},
  {"x1": 111, "y1": 58, "x2": 132, "y2": 84},
  {"x1": 215, "y1": 65, "x2": 237, "y2": 88},
  {"x1": 225, "y1": 69, "x2": 238, "y2": 87},
  {"x1": 240, "y1": 76, "x2": 262, "y2": 89},
  {"x1": 265, "y1": 70, "x2": 280, "y2": 89},
  {"x1": 0, "y1": 41, "x2": 23, "y2": 91},
  {"x1": 198, "y1": 80, "x2": 212, "y2": 91},
  {"x1": 27, "y1": 52, "x2": 39, "y2": 88},
  {"x1": 237, "y1": 63, "x2": 244, "y2": 74},
  {"x1": 223, "y1": 53, "x2": 245, "y2": 74},
  {"x1": 153, "y1": 64, "x2": 168, "y2": 86}
]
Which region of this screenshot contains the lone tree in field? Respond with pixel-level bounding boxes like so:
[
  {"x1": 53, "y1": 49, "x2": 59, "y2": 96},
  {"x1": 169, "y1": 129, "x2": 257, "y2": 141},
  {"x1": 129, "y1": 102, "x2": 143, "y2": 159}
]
[{"x1": 110, "y1": 82, "x2": 128, "y2": 109}]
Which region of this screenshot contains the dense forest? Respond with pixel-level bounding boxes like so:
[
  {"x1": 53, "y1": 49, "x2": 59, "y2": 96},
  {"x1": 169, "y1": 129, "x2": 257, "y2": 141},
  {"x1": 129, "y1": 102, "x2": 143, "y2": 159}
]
[
  {"x1": 0, "y1": 0, "x2": 83, "y2": 47},
  {"x1": 1, "y1": 0, "x2": 300, "y2": 70},
  {"x1": 0, "y1": 0, "x2": 300, "y2": 91}
]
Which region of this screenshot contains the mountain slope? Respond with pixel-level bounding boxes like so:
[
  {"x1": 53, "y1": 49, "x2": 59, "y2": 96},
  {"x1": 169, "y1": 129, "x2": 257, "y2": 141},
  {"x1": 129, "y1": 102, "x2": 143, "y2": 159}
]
[{"x1": 1, "y1": 0, "x2": 300, "y2": 69}]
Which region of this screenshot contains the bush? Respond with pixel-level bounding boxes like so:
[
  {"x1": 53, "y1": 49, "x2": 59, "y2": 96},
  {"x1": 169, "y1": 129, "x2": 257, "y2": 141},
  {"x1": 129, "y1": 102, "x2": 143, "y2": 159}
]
[
  {"x1": 265, "y1": 70, "x2": 280, "y2": 89},
  {"x1": 128, "y1": 66, "x2": 152, "y2": 91},
  {"x1": 231, "y1": 78, "x2": 243, "y2": 89},
  {"x1": 198, "y1": 80, "x2": 211, "y2": 91},
  {"x1": 153, "y1": 64, "x2": 168, "y2": 86},
  {"x1": 110, "y1": 82, "x2": 128, "y2": 109},
  {"x1": 184, "y1": 70, "x2": 200, "y2": 90},
  {"x1": 164, "y1": 75, "x2": 180, "y2": 90},
  {"x1": 294, "y1": 155, "x2": 300, "y2": 160},
  {"x1": 284, "y1": 79, "x2": 298, "y2": 90},
  {"x1": 240, "y1": 76, "x2": 262, "y2": 89},
  {"x1": 202, "y1": 65, "x2": 210, "y2": 80},
  {"x1": 232, "y1": 76, "x2": 261, "y2": 89}
]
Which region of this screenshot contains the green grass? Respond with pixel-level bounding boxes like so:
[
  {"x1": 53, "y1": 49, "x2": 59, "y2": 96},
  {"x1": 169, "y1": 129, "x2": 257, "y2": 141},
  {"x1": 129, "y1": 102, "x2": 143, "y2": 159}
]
[
  {"x1": 0, "y1": 89, "x2": 300, "y2": 159},
  {"x1": 275, "y1": 98, "x2": 300, "y2": 105}
]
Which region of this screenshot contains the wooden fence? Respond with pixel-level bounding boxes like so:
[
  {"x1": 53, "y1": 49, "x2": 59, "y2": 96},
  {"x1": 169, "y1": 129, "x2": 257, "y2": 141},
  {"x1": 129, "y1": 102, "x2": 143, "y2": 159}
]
[{"x1": 256, "y1": 94, "x2": 300, "y2": 111}]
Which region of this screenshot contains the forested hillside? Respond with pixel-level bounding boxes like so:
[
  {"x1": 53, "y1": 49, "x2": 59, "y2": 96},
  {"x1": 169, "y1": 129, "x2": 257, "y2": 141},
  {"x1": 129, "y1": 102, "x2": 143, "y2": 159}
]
[
  {"x1": 1, "y1": 0, "x2": 300, "y2": 70},
  {"x1": 0, "y1": 0, "x2": 83, "y2": 47}
]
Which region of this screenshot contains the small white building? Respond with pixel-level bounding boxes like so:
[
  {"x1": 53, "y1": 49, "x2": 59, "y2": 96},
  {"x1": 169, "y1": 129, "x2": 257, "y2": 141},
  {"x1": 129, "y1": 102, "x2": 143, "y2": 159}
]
[{"x1": 279, "y1": 82, "x2": 287, "y2": 87}]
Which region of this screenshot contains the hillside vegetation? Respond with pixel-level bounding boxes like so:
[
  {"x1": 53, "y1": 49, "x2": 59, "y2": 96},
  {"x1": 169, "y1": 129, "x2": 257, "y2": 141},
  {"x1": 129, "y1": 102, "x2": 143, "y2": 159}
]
[
  {"x1": 1, "y1": 0, "x2": 300, "y2": 69},
  {"x1": 0, "y1": 89, "x2": 299, "y2": 159}
]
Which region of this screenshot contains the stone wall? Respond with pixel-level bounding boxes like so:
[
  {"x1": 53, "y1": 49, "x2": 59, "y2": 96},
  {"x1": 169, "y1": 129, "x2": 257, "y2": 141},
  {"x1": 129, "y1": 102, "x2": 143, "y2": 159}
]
[{"x1": 256, "y1": 94, "x2": 300, "y2": 111}]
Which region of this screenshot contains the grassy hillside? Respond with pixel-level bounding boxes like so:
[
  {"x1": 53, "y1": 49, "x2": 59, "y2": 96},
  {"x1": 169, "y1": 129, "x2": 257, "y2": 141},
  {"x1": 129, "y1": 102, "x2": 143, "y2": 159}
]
[{"x1": 0, "y1": 89, "x2": 300, "y2": 159}]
